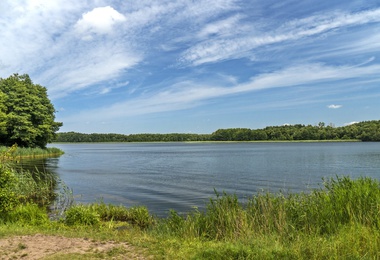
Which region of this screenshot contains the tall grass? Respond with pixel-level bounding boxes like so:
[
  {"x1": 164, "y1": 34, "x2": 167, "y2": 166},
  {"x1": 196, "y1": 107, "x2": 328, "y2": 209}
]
[
  {"x1": 157, "y1": 176, "x2": 380, "y2": 241},
  {"x1": 0, "y1": 144, "x2": 71, "y2": 219},
  {"x1": 0, "y1": 164, "x2": 73, "y2": 222},
  {"x1": 11, "y1": 167, "x2": 57, "y2": 207},
  {"x1": 63, "y1": 202, "x2": 155, "y2": 228},
  {"x1": 0, "y1": 145, "x2": 64, "y2": 160}
]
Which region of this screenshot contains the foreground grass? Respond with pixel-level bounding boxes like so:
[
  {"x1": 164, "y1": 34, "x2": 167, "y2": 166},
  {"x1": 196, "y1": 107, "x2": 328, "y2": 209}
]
[
  {"x1": 1, "y1": 220, "x2": 379, "y2": 259},
  {"x1": 2, "y1": 174, "x2": 380, "y2": 259}
]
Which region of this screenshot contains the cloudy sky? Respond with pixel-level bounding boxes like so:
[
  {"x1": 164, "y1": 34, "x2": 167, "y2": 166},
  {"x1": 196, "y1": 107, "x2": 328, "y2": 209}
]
[{"x1": 1, "y1": 0, "x2": 379, "y2": 134}]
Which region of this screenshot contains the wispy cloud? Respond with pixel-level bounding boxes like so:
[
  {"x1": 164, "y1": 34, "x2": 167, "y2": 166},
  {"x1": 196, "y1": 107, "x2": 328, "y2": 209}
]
[
  {"x1": 328, "y1": 104, "x2": 342, "y2": 109},
  {"x1": 196, "y1": 15, "x2": 245, "y2": 39},
  {"x1": 60, "y1": 60, "x2": 380, "y2": 124},
  {"x1": 180, "y1": 8, "x2": 380, "y2": 66},
  {"x1": 0, "y1": 0, "x2": 241, "y2": 98}
]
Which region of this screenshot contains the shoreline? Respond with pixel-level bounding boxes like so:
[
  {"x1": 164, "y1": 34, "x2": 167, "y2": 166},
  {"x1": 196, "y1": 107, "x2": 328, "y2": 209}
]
[{"x1": 52, "y1": 139, "x2": 363, "y2": 144}]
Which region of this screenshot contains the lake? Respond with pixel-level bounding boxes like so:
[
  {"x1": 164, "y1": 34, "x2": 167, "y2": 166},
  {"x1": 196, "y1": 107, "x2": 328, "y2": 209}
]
[{"x1": 21, "y1": 142, "x2": 380, "y2": 217}]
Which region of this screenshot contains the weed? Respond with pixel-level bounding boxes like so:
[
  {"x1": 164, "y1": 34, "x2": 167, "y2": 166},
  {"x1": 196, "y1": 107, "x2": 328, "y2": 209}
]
[{"x1": 17, "y1": 243, "x2": 27, "y2": 250}]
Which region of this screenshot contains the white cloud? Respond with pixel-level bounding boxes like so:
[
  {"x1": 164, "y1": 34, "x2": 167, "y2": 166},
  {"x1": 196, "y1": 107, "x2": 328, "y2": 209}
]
[
  {"x1": 75, "y1": 6, "x2": 126, "y2": 39},
  {"x1": 181, "y1": 8, "x2": 380, "y2": 65},
  {"x1": 0, "y1": 1, "x2": 143, "y2": 98},
  {"x1": 0, "y1": 0, "x2": 240, "y2": 98},
  {"x1": 2, "y1": 0, "x2": 380, "y2": 118},
  {"x1": 0, "y1": 0, "x2": 82, "y2": 77},
  {"x1": 60, "y1": 61, "x2": 380, "y2": 123},
  {"x1": 197, "y1": 15, "x2": 244, "y2": 39},
  {"x1": 44, "y1": 45, "x2": 141, "y2": 98},
  {"x1": 327, "y1": 104, "x2": 342, "y2": 109}
]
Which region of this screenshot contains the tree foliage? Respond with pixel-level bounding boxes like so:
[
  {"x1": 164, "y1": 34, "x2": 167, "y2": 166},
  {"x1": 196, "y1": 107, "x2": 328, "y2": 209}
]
[
  {"x1": 0, "y1": 74, "x2": 62, "y2": 148},
  {"x1": 55, "y1": 120, "x2": 380, "y2": 143},
  {"x1": 209, "y1": 121, "x2": 380, "y2": 142},
  {"x1": 56, "y1": 132, "x2": 211, "y2": 142}
]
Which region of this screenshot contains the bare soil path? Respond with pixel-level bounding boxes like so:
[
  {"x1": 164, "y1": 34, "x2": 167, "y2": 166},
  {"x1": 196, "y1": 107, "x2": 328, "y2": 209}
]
[{"x1": 0, "y1": 234, "x2": 150, "y2": 259}]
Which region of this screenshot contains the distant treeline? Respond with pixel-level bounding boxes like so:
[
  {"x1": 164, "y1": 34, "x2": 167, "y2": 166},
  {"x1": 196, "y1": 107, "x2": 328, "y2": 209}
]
[{"x1": 55, "y1": 120, "x2": 380, "y2": 142}]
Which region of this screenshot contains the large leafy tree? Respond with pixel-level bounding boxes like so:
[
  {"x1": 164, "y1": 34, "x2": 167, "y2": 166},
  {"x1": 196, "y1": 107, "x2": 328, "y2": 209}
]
[{"x1": 0, "y1": 74, "x2": 62, "y2": 148}]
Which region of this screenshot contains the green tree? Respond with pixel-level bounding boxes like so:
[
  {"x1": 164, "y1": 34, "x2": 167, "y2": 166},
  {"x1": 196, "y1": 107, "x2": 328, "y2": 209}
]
[
  {"x1": 0, "y1": 90, "x2": 7, "y2": 136},
  {"x1": 0, "y1": 74, "x2": 62, "y2": 148}
]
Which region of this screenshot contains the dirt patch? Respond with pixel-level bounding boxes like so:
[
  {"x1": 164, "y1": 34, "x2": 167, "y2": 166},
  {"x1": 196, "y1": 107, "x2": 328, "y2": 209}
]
[{"x1": 0, "y1": 234, "x2": 150, "y2": 259}]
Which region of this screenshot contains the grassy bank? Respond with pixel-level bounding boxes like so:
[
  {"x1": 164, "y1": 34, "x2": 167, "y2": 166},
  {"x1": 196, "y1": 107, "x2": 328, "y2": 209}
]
[
  {"x1": 0, "y1": 145, "x2": 64, "y2": 159},
  {"x1": 1, "y1": 162, "x2": 380, "y2": 259}
]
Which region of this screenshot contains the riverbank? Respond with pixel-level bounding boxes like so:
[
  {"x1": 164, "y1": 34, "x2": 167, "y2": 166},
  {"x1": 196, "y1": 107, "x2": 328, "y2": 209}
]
[
  {"x1": 0, "y1": 145, "x2": 64, "y2": 160},
  {"x1": 1, "y1": 174, "x2": 380, "y2": 259}
]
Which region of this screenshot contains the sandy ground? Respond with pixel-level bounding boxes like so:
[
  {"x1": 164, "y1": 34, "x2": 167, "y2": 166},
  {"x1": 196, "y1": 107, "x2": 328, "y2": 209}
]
[{"x1": 0, "y1": 234, "x2": 150, "y2": 259}]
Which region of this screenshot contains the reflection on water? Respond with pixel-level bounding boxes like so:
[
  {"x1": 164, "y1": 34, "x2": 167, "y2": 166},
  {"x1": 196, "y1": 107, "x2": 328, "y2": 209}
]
[
  {"x1": 16, "y1": 157, "x2": 73, "y2": 219},
  {"x1": 15, "y1": 157, "x2": 60, "y2": 175},
  {"x1": 16, "y1": 142, "x2": 379, "y2": 217}
]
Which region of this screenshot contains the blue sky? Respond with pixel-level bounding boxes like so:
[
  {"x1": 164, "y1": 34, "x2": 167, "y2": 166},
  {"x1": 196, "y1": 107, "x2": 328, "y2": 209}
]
[{"x1": 1, "y1": 0, "x2": 380, "y2": 134}]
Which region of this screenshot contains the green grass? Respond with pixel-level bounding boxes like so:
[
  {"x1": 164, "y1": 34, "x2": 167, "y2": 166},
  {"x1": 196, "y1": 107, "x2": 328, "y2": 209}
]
[
  {"x1": 1, "y1": 174, "x2": 380, "y2": 259},
  {"x1": 0, "y1": 145, "x2": 64, "y2": 159}
]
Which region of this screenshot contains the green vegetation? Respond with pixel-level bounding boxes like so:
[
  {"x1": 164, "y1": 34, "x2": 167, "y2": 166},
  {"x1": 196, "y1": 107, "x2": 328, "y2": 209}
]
[
  {"x1": 56, "y1": 132, "x2": 211, "y2": 142},
  {"x1": 56, "y1": 120, "x2": 380, "y2": 142},
  {"x1": 2, "y1": 157, "x2": 380, "y2": 259},
  {"x1": 0, "y1": 74, "x2": 62, "y2": 148},
  {"x1": 0, "y1": 145, "x2": 64, "y2": 159},
  {"x1": 2, "y1": 125, "x2": 380, "y2": 258},
  {"x1": 0, "y1": 162, "x2": 61, "y2": 218},
  {"x1": 211, "y1": 120, "x2": 380, "y2": 142}
]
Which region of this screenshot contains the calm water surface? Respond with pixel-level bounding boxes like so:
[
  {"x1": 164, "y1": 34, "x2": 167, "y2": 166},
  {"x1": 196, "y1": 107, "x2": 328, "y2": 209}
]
[{"x1": 24, "y1": 142, "x2": 380, "y2": 216}]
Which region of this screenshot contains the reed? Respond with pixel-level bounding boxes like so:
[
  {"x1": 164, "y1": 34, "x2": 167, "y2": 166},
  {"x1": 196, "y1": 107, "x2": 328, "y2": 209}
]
[
  {"x1": 155, "y1": 176, "x2": 380, "y2": 242},
  {"x1": 11, "y1": 167, "x2": 57, "y2": 208},
  {"x1": 0, "y1": 145, "x2": 64, "y2": 160},
  {"x1": 1, "y1": 154, "x2": 72, "y2": 224}
]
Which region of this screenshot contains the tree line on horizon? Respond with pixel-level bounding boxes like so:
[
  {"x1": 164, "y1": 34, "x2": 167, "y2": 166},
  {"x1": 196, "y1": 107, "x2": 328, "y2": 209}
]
[{"x1": 55, "y1": 120, "x2": 380, "y2": 142}]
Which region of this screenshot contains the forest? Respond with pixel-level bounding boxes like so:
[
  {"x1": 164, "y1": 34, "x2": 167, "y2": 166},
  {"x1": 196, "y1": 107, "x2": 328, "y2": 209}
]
[{"x1": 56, "y1": 120, "x2": 380, "y2": 142}]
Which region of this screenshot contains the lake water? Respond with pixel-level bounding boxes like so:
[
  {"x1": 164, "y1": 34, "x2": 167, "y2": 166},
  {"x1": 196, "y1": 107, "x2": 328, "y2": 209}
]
[{"x1": 21, "y1": 142, "x2": 380, "y2": 217}]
